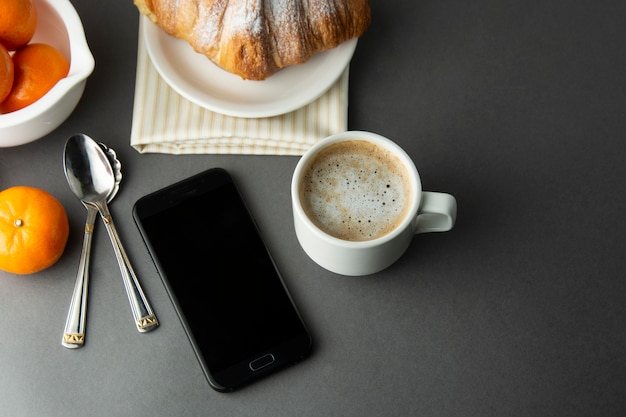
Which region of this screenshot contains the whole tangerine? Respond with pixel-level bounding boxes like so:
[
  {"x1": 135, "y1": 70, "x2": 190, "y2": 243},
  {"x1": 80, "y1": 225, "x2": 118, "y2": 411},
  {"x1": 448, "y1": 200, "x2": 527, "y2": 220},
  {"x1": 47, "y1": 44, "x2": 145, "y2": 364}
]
[
  {"x1": 0, "y1": 43, "x2": 69, "y2": 114},
  {"x1": 0, "y1": 43, "x2": 13, "y2": 103},
  {"x1": 0, "y1": 186, "x2": 70, "y2": 275},
  {"x1": 0, "y1": 0, "x2": 38, "y2": 51}
]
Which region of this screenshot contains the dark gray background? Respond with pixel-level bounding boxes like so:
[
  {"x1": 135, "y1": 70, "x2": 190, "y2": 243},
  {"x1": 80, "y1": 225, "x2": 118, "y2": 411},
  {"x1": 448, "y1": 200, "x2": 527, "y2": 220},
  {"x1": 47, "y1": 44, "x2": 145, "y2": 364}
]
[{"x1": 1, "y1": 0, "x2": 624, "y2": 415}]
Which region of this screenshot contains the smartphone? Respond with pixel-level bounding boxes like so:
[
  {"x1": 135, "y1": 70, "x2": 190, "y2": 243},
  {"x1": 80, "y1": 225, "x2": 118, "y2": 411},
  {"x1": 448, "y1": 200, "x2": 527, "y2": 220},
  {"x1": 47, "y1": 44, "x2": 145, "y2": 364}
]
[{"x1": 133, "y1": 168, "x2": 312, "y2": 392}]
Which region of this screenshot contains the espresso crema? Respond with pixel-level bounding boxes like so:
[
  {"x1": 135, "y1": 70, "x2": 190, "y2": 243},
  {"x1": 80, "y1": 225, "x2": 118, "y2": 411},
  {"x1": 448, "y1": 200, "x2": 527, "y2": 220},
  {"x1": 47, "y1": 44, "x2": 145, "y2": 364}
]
[{"x1": 299, "y1": 140, "x2": 413, "y2": 241}]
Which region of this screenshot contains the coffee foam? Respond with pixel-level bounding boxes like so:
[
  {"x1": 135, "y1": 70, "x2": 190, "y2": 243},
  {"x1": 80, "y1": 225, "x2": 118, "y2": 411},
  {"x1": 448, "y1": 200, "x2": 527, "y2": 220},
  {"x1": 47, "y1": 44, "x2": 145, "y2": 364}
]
[{"x1": 299, "y1": 140, "x2": 412, "y2": 241}]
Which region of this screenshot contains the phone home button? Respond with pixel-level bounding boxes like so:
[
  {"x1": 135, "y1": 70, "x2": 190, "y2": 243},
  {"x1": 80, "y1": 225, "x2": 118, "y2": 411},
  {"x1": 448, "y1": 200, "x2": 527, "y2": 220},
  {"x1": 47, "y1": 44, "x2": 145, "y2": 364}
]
[{"x1": 249, "y1": 354, "x2": 275, "y2": 371}]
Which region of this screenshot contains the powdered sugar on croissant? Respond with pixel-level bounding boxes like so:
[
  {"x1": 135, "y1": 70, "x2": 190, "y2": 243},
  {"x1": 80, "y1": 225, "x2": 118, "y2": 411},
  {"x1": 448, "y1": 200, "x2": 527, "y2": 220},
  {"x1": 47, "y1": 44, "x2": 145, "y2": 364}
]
[{"x1": 135, "y1": 0, "x2": 371, "y2": 80}]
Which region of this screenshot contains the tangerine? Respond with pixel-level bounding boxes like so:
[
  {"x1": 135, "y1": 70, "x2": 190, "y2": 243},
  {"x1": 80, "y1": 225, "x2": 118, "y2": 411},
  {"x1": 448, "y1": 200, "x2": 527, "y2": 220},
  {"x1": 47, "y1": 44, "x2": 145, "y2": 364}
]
[
  {"x1": 0, "y1": 186, "x2": 70, "y2": 275},
  {"x1": 0, "y1": 43, "x2": 13, "y2": 103},
  {"x1": 0, "y1": 43, "x2": 69, "y2": 114},
  {"x1": 0, "y1": 0, "x2": 38, "y2": 51}
]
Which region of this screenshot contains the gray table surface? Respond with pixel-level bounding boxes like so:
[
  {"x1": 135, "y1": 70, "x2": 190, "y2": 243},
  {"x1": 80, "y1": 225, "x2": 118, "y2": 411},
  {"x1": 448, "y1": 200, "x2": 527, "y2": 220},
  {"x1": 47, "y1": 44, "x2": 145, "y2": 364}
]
[{"x1": 1, "y1": 0, "x2": 624, "y2": 415}]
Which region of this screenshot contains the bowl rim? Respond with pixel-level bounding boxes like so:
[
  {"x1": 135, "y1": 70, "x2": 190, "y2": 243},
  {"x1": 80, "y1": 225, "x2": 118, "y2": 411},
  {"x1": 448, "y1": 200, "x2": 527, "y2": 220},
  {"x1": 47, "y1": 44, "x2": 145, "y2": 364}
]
[{"x1": 0, "y1": 0, "x2": 95, "y2": 128}]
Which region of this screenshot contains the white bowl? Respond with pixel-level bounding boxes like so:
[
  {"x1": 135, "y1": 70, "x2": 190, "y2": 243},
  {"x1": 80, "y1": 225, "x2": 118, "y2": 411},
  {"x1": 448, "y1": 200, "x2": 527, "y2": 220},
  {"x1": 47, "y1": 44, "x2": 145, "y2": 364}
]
[{"x1": 0, "y1": 0, "x2": 94, "y2": 147}]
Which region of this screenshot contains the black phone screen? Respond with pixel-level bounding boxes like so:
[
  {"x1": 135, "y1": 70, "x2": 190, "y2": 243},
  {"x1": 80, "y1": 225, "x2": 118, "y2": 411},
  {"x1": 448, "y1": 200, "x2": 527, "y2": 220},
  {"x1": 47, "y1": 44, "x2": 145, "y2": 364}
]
[{"x1": 133, "y1": 168, "x2": 311, "y2": 391}]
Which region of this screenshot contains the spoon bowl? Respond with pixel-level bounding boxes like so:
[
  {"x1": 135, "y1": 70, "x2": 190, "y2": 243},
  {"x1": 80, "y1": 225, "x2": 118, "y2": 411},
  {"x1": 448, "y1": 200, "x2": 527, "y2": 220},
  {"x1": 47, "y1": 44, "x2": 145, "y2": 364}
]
[{"x1": 64, "y1": 134, "x2": 115, "y2": 206}]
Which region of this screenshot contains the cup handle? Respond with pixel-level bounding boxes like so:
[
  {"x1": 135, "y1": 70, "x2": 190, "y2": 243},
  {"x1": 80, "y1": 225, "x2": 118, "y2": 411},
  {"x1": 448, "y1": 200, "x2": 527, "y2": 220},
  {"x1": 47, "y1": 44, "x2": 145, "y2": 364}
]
[{"x1": 414, "y1": 192, "x2": 457, "y2": 234}]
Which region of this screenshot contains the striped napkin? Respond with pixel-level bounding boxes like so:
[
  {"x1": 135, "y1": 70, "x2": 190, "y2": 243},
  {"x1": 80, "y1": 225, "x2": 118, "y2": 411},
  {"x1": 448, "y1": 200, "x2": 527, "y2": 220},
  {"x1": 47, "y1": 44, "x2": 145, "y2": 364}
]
[{"x1": 130, "y1": 20, "x2": 349, "y2": 156}]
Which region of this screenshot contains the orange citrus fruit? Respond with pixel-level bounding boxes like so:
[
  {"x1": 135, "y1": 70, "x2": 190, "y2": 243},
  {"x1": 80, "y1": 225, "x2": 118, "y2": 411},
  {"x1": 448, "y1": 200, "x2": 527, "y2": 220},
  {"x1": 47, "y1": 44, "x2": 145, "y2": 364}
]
[
  {"x1": 0, "y1": 43, "x2": 69, "y2": 114},
  {"x1": 0, "y1": 0, "x2": 38, "y2": 51},
  {"x1": 0, "y1": 186, "x2": 70, "y2": 275},
  {"x1": 0, "y1": 43, "x2": 13, "y2": 103}
]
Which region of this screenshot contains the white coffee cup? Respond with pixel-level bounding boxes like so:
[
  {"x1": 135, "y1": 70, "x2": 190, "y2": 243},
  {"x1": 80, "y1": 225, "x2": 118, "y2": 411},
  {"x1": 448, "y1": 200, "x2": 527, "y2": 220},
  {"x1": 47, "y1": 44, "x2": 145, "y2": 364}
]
[{"x1": 291, "y1": 131, "x2": 457, "y2": 276}]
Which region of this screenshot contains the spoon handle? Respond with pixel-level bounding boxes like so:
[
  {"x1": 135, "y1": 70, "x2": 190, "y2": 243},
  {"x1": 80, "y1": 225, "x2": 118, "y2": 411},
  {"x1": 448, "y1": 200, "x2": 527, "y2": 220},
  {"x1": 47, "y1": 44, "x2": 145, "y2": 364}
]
[
  {"x1": 62, "y1": 206, "x2": 98, "y2": 348},
  {"x1": 97, "y1": 204, "x2": 159, "y2": 333}
]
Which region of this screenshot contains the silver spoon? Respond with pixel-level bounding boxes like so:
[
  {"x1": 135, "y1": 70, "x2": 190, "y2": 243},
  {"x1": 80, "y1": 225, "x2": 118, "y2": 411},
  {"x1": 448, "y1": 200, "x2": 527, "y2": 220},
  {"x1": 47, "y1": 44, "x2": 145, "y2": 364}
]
[
  {"x1": 62, "y1": 143, "x2": 122, "y2": 348},
  {"x1": 63, "y1": 134, "x2": 158, "y2": 334}
]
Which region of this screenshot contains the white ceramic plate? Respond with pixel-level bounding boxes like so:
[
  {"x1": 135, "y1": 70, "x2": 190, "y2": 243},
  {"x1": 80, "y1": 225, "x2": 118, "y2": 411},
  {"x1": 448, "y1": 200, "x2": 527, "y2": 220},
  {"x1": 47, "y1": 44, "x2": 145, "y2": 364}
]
[{"x1": 142, "y1": 16, "x2": 357, "y2": 118}]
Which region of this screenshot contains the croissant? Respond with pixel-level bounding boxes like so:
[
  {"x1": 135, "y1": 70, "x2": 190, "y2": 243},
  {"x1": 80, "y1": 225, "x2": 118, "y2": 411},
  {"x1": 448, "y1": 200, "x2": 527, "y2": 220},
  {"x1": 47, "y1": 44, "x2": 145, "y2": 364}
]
[{"x1": 134, "y1": 0, "x2": 371, "y2": 80}]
